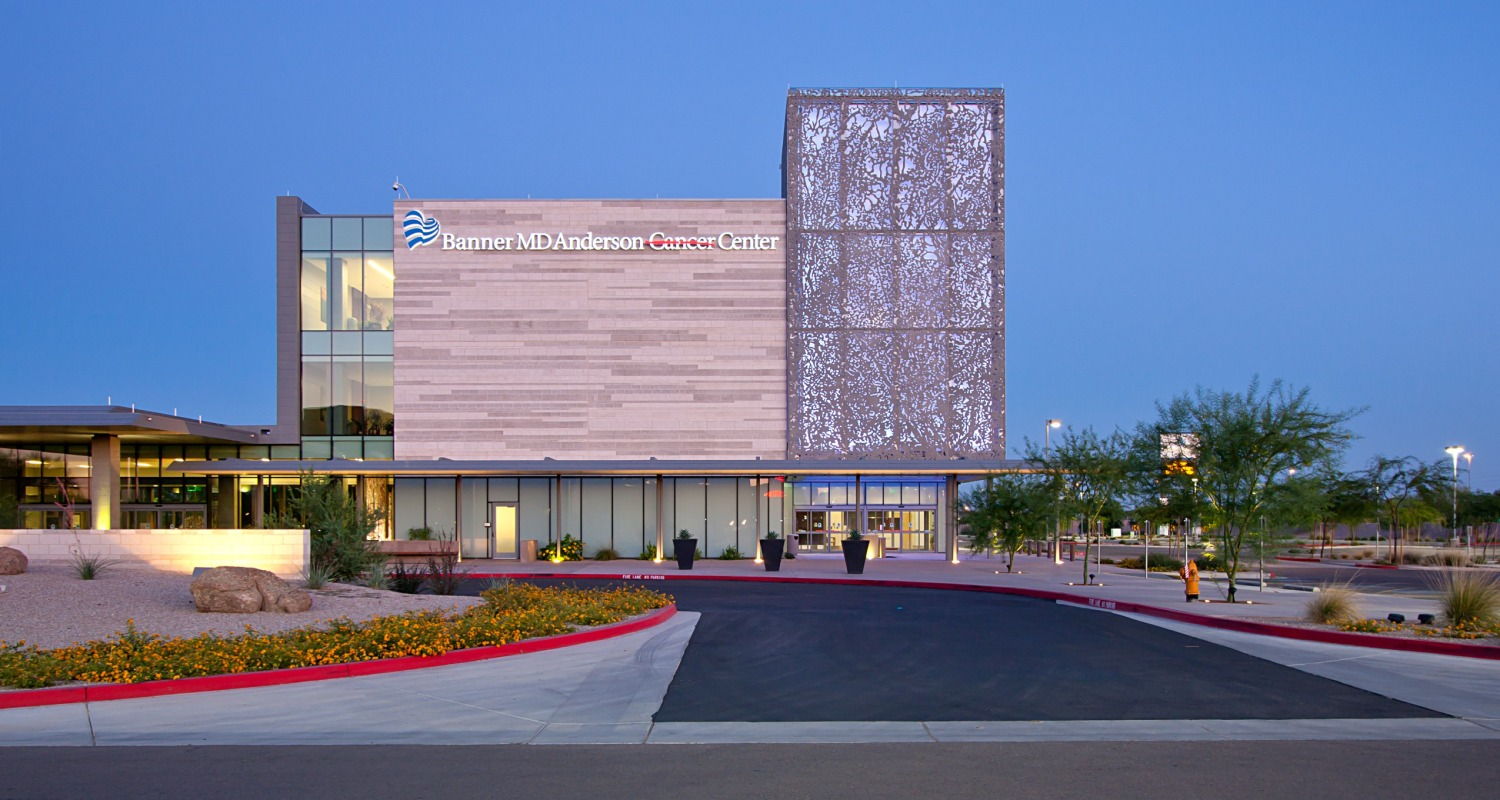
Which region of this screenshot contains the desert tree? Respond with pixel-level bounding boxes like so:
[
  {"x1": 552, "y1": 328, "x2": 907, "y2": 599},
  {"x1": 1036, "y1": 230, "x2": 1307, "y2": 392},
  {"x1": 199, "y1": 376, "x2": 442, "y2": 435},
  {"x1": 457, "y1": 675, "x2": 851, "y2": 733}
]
[
  {"x1": 1028, "y1": 427, "x2": 1133, "y2": 584},
  {"x1": 1363, "y1": 456, "x2": 1445, "y2": 562},
  {"x1": 961, "y1": 474, "x2": 1054, "y2": 572},
  {"x1": 1131, "y1": 379, "x2": 1359, "y2": 602}
]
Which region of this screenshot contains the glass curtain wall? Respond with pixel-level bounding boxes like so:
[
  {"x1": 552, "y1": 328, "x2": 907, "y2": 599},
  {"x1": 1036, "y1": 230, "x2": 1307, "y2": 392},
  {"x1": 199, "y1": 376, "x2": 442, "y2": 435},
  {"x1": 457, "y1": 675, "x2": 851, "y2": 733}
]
[
  {"x1": 390, "y1": 475, "x2": 788, "y2": 559},
  {"x1": 299, "y1": 215, "x2": 395, "y2": 460}
]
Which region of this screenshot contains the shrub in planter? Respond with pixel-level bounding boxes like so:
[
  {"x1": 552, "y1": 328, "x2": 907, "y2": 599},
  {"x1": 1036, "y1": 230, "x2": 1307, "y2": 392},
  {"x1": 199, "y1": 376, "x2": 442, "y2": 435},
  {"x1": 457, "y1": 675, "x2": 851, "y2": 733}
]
[
  {"x1": 538, "y1": 534, "x2": 584, "y2": 562},
  {"x1": 841, "y1": 529, "x2": 870, "y2": 574},
  {"x1": 760, "y1": 530, "x2": 785, "y2": 572},
  {"x1": 673, "y1": 530, "x2": 697, "y2": 570}
]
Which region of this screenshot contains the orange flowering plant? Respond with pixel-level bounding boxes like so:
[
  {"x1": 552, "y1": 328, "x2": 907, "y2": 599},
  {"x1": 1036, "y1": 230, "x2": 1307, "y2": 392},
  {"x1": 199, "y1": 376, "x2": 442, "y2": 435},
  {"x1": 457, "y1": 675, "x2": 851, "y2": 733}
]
[{"x1": 0, "y1": 583, "x2": 669, "y2": 688}]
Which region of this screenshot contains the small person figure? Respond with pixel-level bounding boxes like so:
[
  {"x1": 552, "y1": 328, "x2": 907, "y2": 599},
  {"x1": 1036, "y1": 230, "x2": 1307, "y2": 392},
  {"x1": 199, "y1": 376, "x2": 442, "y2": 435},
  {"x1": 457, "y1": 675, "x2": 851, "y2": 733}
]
[{"x1": 1179, "y1": 559, "x2": 1200, "y2": 602}]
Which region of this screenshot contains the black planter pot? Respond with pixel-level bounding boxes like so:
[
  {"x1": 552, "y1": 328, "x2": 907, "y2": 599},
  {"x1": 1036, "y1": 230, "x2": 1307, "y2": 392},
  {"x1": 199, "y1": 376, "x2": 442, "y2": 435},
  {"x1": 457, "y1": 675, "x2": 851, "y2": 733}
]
[
  {"x1": 673, "y1": 538, "x2": 697, "y2": 570},
  {"x1": 841, "y1": 538, "x2": 870, "y2": 574},
  {"x1": 760, "y1": 538, "x2": 785, "y2": 572}
]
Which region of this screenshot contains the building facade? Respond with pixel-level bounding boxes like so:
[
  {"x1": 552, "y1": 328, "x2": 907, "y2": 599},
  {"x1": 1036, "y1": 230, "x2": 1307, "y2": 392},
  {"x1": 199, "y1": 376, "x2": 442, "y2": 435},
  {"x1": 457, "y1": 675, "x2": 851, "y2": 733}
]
[{"x1": 0, "y1": 88, "x2": 1013, "y2": 560}]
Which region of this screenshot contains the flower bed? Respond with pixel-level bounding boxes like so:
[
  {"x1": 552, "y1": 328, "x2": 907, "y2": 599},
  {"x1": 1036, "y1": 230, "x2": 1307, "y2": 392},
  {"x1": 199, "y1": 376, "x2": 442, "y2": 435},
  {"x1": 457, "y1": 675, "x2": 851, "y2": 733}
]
[{"x1": 0, "y1": 583, "x2": 670, "y2": 689}]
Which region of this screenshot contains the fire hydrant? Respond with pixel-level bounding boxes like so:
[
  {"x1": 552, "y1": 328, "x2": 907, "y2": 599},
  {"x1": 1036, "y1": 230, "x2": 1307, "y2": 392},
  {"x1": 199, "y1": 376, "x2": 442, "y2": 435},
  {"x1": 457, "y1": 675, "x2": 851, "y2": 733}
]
[{"x1": 1179, "y1": 560, "x2": 1200, "y2": 602}]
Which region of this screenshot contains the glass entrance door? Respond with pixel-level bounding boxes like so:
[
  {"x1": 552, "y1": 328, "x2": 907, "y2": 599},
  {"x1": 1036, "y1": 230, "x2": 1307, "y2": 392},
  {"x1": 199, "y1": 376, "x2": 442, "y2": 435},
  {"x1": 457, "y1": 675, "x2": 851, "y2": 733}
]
[
  {"x1": 865, "y1": 510, "x2": 936, "y2": 551},
  {"x1": 490, "y1": 503, "x2": 518, "y2": 559}
]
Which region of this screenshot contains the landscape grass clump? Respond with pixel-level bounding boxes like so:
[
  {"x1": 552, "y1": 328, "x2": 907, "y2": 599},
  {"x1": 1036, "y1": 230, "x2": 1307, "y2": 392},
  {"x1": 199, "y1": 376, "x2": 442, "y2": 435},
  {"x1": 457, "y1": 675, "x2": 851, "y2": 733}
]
[
  {"x1": 69, "y1": 553, "x2": 118, "y2": 580},
  {"x1": 1304, "y1": 583, "x2": 1359, "y2": 625},
  {"x1": 1432, "y1": 570, "x2": 1500, "y2": 628},
  {"x1": 0, "y1": 584, "x2": 670, "y2": 689},
  {"x1": 1423, "y1": 550, "x2": 1471, "y2": 568}
]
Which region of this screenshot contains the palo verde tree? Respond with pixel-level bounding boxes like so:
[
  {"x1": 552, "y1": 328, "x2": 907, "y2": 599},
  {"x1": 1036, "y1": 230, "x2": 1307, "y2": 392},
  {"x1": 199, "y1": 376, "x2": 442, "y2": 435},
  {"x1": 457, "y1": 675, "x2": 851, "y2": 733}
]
[
  {"x1": 1362, "y1": 456, "x2": 1445, "y2": 562},
  {"x1": 1028, "y1": 427, "x2": 1133, "y2": 584},
  {"x1": 961, "y1": 474, "x2": 1053, "y2": 572},
  {"x1": 269, "y1": 473, "x2": 386, "y2": 582},
  {"x1": 1132, "y1": 379, "x2": 1359, "y2": 602}
]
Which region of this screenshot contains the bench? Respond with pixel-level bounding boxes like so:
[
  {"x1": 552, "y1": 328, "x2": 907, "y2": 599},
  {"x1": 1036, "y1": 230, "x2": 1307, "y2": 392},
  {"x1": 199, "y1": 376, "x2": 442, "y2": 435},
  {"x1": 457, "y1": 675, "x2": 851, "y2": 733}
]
[{"x1": 374, "y1": 540, "x2": 461, "y2": 565}]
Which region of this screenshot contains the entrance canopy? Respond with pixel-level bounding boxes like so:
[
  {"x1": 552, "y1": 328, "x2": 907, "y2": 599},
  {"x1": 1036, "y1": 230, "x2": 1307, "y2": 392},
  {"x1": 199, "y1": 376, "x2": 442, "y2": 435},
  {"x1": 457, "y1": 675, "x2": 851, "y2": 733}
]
[{"x1": 168, "y1": 457, "x2": 1036, "y2": 478}]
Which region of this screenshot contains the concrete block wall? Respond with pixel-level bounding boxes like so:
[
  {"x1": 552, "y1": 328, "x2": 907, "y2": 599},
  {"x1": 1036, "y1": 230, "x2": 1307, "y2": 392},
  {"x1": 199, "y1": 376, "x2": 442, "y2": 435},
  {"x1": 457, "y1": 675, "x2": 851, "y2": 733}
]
[{"x1": 0, "y1": 529, "x2": 310, "y2": 577}]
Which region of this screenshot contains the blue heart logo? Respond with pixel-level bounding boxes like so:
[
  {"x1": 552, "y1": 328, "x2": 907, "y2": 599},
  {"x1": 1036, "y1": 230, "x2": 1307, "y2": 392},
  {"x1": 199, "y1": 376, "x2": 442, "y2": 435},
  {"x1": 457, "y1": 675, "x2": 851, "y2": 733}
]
[{"x1": 402, "y1": 209, "x2": 440, "y2": 249}]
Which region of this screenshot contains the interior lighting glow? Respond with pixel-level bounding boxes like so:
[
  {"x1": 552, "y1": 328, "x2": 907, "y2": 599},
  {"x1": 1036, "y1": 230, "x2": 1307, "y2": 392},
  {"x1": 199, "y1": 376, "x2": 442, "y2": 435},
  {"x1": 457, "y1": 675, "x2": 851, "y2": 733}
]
[{"x1": 366, "y1": 260, "x2": 395, "y2": 281}]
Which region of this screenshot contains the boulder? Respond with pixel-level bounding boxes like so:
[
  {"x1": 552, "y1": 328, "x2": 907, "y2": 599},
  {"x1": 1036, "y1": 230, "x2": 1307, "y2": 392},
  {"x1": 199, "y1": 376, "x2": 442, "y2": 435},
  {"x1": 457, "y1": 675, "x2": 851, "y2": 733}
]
[
  {"x1": 190, "y1": 566, "x2": 312, "y2": 614},
  {"x1": 0, "y1": 546, "x2": 26, "y2": 575}
]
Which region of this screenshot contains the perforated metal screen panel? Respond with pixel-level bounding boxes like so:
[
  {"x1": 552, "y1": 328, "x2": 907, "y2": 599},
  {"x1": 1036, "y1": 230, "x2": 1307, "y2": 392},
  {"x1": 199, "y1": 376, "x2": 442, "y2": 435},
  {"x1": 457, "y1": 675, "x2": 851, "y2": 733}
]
[{"x1": 784, "y1": 89, "x2": 1005, "y2": 459}]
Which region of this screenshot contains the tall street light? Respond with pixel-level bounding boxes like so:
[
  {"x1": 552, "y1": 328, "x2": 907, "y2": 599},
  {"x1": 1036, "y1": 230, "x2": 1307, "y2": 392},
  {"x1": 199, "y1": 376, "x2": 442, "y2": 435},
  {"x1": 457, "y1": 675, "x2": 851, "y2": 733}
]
[
  {"x1": 1463, "y1": 452, "x2": 1474, "y2": 491},
  {"x1": 1046, "y1": 419, "x2": 1063, "y2": 564},
  {"x1": 1445, "y1": 445, "x2": 1465, "y2": 545}
]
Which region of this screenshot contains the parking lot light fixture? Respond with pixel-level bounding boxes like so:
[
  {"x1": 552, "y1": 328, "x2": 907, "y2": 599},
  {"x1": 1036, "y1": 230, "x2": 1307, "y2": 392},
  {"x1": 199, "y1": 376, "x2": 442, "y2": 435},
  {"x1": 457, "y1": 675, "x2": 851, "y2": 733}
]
[{"x1": 1445, "y1": 445, "x2": 1465, "y2": 543}]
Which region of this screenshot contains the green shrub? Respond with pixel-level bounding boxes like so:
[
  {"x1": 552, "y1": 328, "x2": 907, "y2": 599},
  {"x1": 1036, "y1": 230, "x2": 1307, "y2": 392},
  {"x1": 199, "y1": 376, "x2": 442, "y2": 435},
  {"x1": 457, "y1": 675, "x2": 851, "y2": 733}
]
[
  {"x1": 638, "y1": 544, "x2": 658, "y2": 561},
  {"x1": 718, "y1": 546, "x2": 743, "y2": 560},
  {"x1": 406, "y1": 526, "x2": 434, "y2": 541},
  {"x1": 593, "y1": 547, "x2": 619, "y2": 561},
  {"x1": 269, "y1": 474, "x2": 385, "y2": 583},
  {"x1": 537, "y1": 534, "x2": 584, "y2": 561},
  {"x1": 1117, "y1": 554, "x2": 1183, "y2": 572},
  {"x1": 1432, "y1": 570, "x2": 1500, "y2": 627},
  {"x1": 1304, "y1": 584, "x2": 1359, "y2": 625},
  {"x1": 387, "y1": 561, "x2": 423, "y2": 594}
]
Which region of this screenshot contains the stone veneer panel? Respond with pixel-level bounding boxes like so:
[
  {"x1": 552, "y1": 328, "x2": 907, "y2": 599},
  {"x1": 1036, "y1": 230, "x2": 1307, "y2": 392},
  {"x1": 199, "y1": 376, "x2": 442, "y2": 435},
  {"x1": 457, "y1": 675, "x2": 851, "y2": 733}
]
[{"x1": 393, "y1": 200, "x2": 787, "y2": 461}]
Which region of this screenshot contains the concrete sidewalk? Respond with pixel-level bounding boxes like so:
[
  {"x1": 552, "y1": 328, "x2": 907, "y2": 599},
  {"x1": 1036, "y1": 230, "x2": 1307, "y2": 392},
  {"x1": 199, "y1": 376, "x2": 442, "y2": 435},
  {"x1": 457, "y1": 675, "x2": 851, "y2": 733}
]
[{"x1": 457, "y1": 550, "x2": 1447, "y2": 622}]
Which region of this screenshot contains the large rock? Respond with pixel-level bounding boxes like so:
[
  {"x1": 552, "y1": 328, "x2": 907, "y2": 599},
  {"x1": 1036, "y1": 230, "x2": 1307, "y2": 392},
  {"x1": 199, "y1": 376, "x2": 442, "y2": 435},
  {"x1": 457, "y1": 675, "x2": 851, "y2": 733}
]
[
  {"x1": 190, "y1": 566, "x2": 312, "y2": 614},
  {"x1": 0, "y1": 546, "x2": 26, "y2": 575}
]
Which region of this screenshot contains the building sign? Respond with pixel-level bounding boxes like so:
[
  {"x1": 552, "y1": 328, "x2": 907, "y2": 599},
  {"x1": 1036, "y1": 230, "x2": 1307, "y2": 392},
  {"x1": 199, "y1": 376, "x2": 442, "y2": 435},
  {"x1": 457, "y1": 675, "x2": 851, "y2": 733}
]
[{"x1": 402, "y1": 210, "x2": 777, "y2": 253}]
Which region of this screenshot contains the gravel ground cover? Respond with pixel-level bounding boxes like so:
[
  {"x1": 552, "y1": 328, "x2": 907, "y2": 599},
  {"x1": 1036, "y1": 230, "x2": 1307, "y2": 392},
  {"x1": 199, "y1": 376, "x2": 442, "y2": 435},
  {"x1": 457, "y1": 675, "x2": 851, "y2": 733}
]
[{"x1": 0, "y1": 564, "x2": 482, "y2": 649}]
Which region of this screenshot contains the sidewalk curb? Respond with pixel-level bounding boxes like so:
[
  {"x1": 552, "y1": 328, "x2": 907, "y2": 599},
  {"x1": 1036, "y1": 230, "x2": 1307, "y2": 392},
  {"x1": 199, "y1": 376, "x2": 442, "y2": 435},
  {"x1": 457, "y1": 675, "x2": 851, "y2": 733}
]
[
  {"x1": 467, "y1": 572, "x2": 1500, "y2": 662},
  {"x1": 0, "y1": 605, "x2": 678, "y2": 711}
]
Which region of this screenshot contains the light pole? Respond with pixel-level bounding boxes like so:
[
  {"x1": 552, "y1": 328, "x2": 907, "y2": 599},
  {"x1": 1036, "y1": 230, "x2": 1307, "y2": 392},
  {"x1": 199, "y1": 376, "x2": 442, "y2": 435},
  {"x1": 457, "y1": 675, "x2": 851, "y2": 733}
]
[
  {"x1": 1445, "y1": 445, "x2": 1465, "y2": 546},
  {"x1": 1045, "y1": 419, "x2": 1063, "y2": 564},
  {"x1": 1464, "y1": 452, "x2": 1475, "y2": 557}
]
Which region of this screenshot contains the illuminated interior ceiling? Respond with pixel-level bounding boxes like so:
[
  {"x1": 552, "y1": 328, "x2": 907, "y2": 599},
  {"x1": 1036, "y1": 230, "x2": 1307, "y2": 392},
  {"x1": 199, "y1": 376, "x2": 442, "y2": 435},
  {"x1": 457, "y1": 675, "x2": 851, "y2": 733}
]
[{"x1": 784, "y1": 88, "x2": 1005, "y2": 459}]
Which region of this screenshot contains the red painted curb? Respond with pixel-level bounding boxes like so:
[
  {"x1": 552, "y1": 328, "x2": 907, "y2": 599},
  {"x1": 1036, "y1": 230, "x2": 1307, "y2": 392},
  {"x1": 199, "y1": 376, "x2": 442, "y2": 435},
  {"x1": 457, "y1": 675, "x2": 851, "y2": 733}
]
[
  {"x1": 465, "y1": 572, "x2": 1500, "y2": 661},
  {"x1": 1277, "y1": 556, "x2": 1321, "y2": 563},
  {"x1": 1353, "y1": 562, "x2": 1400, "y2": 570},
  {"x1": 0, "y1": 605, "x2": 677, "y2": 710}
]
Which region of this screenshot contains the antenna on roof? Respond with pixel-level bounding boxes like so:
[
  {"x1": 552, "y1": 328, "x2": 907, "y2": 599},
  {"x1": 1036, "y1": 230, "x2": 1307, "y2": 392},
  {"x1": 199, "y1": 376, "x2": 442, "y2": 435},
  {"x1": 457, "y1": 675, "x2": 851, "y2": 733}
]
[{"x1": 392, "y1": 177, "x2": 411, "y2": 199}]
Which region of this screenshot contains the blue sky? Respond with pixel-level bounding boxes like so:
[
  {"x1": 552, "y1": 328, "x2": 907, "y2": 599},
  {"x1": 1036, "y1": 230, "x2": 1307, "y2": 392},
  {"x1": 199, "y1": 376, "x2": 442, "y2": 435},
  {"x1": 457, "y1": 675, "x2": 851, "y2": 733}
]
[{"x1": 2, "y1": 1, "x2": 1495, "y2": 488}]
